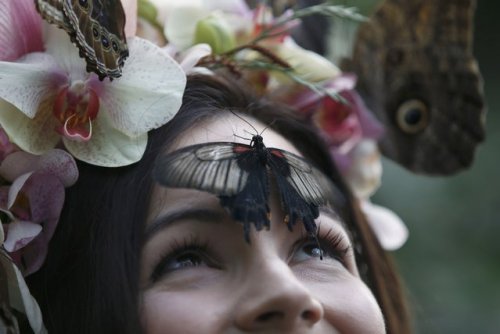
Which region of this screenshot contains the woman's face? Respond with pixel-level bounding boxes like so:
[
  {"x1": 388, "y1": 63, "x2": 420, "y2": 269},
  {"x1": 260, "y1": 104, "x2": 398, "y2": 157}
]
[{"x1": 140, "y1": 113, "x2": 385, "y2": 334}]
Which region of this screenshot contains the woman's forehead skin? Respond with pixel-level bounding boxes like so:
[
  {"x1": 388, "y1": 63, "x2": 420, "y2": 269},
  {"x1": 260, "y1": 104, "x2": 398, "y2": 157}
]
[{"x1": 171, "y1": 112, "x2": 303, "y2": 156}]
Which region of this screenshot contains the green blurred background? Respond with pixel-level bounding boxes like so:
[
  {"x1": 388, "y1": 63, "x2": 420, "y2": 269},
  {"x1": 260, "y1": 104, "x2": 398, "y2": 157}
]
[{"x1": 346, "y1": 1, "x2": 500, "y2": 333}]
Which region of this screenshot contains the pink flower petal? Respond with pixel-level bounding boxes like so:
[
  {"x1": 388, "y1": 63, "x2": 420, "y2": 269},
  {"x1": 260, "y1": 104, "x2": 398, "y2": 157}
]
[
  {"x1": 3, "y1": 221, "x2": 42, "y2": 252},
  {"x1": 122, "y1": 0, "x2": 138, "y2": 37},
  {"x1": 0, "y1": 151, "x2": 39, "y2": 182},
  {"x1": 37, "y1": 149, "x2": 79, "y2": 187},
  {"x1": 0, "y1": 0, "x2": 44, "y2": 61}
]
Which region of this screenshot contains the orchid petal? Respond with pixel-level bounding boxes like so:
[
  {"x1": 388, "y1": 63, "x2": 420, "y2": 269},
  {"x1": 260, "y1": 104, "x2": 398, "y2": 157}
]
[
  {"x1": 0, "y1": 53, "x2": 64, "y2": 118},
  {"x1": 37, "y1": 149, "x2": 79, "y2": 187},
  {"x1": 21, "y1": 172, "x2": 65, "y2": 229},
  {"x1": 0, "y1": 151, "x2": 38, "y2": 182},
  {"x1": 179, "y1": 43, "x2": 212, "y2": 73},
  {"x1": 7, "y1": 172, "x2": 32, "y2": 210},
  {"x1": 98, "y1": 37, "x2": 186, "y2": 137},
  {"x1": 164, "y1": 2, "x2": 207, "y2": 50},
  {"x1": 0, "y1": 250, "x2": 47, "y2": 333},
  {"x1": 0, "y1": 99, "x2": 61, "y2": 155},
  {"x1": 122, "y1": 0, "x2": 138, "y2": 37},
  {"x1": 1, "y1": 149, "x2": 79, "y2": 187},
  {"x1": 43, "y1": 26, "x2": 88, "y2": 81},
  {"x1": 345, "y1": 140, "x2": 383, "y2": 199},
  {"x1": 63, "y1": 109, "x2": 148, "y2": 166},
  {"x1": 272, "y1": 38, "x2": 341, "y2": 83},
  {"x1": 0, "y1": 0, "x2": 44, "y2": 61},
  {"x1": 205, "y1": 0, "x2": 251, "y2": 14},
  {"x1": 360, "y1": 200, "x2": 409, "y2": 251},
  {"x1": 3, "y1": 221, "x2": 42, "y2": 252},
  {"x1": 194, "y1": 13, "x2": 236, "y2": 54}
]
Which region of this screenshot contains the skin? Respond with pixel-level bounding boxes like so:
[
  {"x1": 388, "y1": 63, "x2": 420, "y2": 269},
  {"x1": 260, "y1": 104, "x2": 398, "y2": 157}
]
[{"x1": 140, "y1": 113, "x2": 386, "y2": 334}]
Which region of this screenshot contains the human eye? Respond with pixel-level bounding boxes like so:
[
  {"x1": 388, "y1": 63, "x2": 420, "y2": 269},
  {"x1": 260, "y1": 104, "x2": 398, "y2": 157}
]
[
  {"x1": 291, "y1": 228, "x2": 351, "y2": 267},
  {"x1": 150, "y1": 236, "x2": 221, "y2": 283}
]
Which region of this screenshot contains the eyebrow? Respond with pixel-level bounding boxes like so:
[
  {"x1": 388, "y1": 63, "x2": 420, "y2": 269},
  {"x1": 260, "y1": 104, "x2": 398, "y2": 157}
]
[{"x1": 144, "y1": 207, "x2": 226, "y2": 241}]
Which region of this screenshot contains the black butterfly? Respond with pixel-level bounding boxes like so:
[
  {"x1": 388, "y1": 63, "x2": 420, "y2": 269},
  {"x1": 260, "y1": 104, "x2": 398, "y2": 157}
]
[
  {"x1": 35, "y1": 0, "x2": 129, "y2": 80},
  {"x1": 153, "y1": 135, "x2": 338, "y2": 241}
]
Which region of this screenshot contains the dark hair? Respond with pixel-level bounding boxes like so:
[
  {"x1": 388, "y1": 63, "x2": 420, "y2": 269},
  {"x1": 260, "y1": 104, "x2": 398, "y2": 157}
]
[{"x1": 27, "y1": 75, "x2": 410, "y2": 333}]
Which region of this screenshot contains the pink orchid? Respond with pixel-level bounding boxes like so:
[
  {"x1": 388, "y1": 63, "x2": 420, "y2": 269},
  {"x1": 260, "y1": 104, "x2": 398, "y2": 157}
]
[
  {"x1": 0, "y1": 148, "x2": 78, "y2": 276},
  {"x1": 0, "y1": 0, "x2": 186, "y2": 167},
  {"x1": 0, "y1": 0, "x2": 44, "y2": 61},
  {"x1": 291, "y1": 73, "x2": 384, "y2": 172}
]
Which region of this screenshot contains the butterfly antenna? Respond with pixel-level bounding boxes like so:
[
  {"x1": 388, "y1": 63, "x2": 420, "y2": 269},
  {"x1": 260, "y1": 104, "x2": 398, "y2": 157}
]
[
  {"x1": 260, "y1": 119, "x2": 277, "y2": 136},
  {"x1": 234, "y1": 133, "x2": 252, "y2": 141},
  {"x1": 229, "y1": 110, "x2": 259, "y2": 135}
]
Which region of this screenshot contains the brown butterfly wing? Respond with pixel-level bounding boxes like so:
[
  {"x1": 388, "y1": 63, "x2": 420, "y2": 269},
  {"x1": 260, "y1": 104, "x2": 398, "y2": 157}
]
[
  {"x1": 349, "y1": 0, "x2": 485, "y2": 175},
  {"x1": 62, "y1": 0, "x2": 129, "y2": 80},
  {"x1": 35, "y1": 0, "x2": 70, "y2": 30}
]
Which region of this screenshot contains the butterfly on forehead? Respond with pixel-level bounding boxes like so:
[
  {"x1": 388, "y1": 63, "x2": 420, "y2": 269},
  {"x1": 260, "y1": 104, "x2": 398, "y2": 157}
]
[
  {"x1": 343, "y1": 0, "x2": 486, "y2": 175},
  {"x1": 35, "y1": 0, "x2": 129, "y2": 80},
  {"x1": 152, "y1": 133, "x2": 340, "y2": 242}
]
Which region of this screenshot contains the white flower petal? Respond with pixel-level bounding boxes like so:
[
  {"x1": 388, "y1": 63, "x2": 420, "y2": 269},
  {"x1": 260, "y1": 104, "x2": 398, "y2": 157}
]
[
  {"x1": 0, "y1": 99, "x2": 60, "y2": 155},
  {"x1": 361, "y1": 200, "x2": 409, "y2": 251},
  {"x1": 43, "y1": 25, "x2": 88, "y2": 81},
  {"x1": 164, "y1": 3, "x2": 207, "y2": 50},
  {"x1": 179, "y1": 43, "x2": 212, "y2": 73},
  {"x1": 346, "y1": 140, "x2": 382, "y2": 199},
  {"x1": 99, "y1": 37, "x2": 186, "y2": 137},
  {"x1": 63, "y1": 110, "x2": 147, "y2": 167},
  {"x1": 1, "y1": 251, "x2": 47, "y2": 333},
  {"x1": 272, "y1": 38, "x2": 341, "y2": 83},
  {"x1": 0, "y1": 53, "x2": 63, "y2": 118}
]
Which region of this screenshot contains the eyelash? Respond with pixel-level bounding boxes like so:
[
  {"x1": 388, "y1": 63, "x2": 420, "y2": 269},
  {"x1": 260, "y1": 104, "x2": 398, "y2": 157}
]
[
  {"x1": 150, "y1": 229, "x2": 351, "y2": 282},
  {"x1": 293, "y1": 227, "x2": 351, "y2": 266},
  {"x1": 151, "y1": 235, "x2": 214, "y2": 283}
]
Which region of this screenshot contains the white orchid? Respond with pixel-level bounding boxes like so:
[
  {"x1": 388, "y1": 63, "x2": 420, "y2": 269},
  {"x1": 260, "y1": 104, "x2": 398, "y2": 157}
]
[{"x1": 0, "y1": 1, "x2": 186, "y2": 167}]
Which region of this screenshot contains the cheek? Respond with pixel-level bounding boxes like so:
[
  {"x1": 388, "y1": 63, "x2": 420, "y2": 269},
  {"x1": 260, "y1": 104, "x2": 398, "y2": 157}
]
[
  {"x1": 312, "y1": 278, "x2": 386, "y2": 334},
  {"x1": 141, "y1": 290, "x2": 229, "y2": 334}
]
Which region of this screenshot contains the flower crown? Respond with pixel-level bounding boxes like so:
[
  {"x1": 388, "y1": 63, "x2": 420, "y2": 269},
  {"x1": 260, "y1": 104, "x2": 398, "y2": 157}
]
[{"x1": 0, "y1": 0, "x2": 407, "y2": 332}]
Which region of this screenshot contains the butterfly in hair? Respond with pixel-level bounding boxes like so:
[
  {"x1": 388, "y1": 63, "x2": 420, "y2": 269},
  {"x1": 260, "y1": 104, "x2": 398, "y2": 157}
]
[
  {"x1": 153, "y1": 134, "x2": 339, "y2": 241},
  {"x1": 35, "y1": 0, "x2": 129, "y2": 80},
  {"x1": 343, "y1": 0, "x2": 485, "y2": 175}
]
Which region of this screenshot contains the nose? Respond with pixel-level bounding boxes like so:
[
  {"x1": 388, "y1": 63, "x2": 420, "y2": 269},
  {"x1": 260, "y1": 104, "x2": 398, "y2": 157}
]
[{"x1": 234, "y1": 262, "x2": 324, "y2": 331}]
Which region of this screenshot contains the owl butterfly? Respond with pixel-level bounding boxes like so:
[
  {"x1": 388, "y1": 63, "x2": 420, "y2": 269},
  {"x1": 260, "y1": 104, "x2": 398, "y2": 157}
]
[
  {"x1": 153, "y1": 134, "x2": 338, "y2": 241},
  {"x1": 35, "y1": 0, "x2": 129, "y2": 80},
  {"x1": 346, "y1": 0, "x2": 486, "y2": 175}
]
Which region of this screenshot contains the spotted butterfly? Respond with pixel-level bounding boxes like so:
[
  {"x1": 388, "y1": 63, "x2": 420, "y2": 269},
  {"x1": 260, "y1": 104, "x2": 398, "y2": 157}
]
[
  {"x1": 153, "y1": 135, "x2": 339, "y2": 241},
  {"x1": 345, "y1": 0, "x2": 485, "y2": 175},
  {"x1": 35, "y1": 0, "x2": 129, "y2": 80}
]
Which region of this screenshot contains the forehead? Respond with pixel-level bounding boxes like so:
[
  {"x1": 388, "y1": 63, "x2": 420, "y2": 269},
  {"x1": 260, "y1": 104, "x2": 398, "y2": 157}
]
[{"x1": 170, "y1": 112, "x2": 303, "y2": 156}]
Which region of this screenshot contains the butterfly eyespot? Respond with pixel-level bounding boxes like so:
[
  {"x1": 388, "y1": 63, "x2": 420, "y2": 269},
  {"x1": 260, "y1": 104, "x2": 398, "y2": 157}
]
[
  {"x1": 78, "y1": 0, "x2": 89, "y2": 8},
  {"x1": 101, "y1": 34, "x2": 110, "y2": 49},
  {"x1": 396, "y1": 99, "x2": 429, "y2": 134},
  {"x1": 112, "y1": 40, "x2": 119, "y2": 52},
  {"x1": 92, "y1": 25, "x2": 100, "y2": 39}
]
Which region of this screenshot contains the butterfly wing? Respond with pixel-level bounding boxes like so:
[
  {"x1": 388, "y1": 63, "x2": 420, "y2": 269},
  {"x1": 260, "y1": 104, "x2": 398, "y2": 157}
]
[
  {"x1": 348, "y1": 0, "x2": 485, "y2": 175},
  {"x1": 267, "y1": 148, "x2": 337, "y2": 234},
  {"x1": 153, "y1": 142, "x2": 250, "y2": 195},
  {"x1": 35, "y1": 0, "x2": 70, "y2": 30},
  {"x1": 62, "y1": 0, "x2": 129, "y2": 80},
  {"x1": 153, "y1": 142, "x2": 270, "y2": 240}
]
